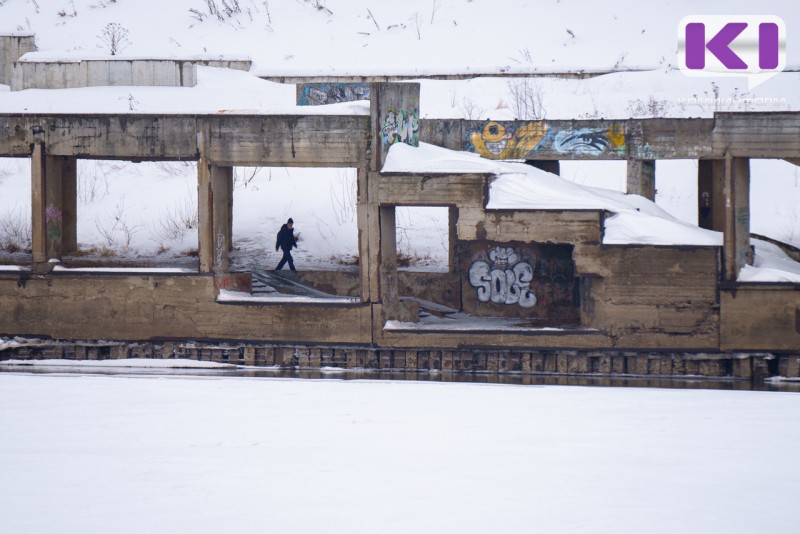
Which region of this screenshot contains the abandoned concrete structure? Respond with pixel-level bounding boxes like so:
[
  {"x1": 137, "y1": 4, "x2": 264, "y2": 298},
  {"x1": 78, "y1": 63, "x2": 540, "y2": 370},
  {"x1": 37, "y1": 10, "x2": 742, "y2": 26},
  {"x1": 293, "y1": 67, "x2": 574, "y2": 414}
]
[{"x1": 1, "y1": 73, "x2": 799, "y2": 378}]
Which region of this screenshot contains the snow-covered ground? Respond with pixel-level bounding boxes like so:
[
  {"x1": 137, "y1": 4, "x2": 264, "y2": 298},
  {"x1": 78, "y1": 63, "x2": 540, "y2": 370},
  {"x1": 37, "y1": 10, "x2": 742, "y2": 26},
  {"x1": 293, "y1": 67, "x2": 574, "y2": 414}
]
[{"x1": 0, "y1": 372, "x2": 798, "y2": 534}]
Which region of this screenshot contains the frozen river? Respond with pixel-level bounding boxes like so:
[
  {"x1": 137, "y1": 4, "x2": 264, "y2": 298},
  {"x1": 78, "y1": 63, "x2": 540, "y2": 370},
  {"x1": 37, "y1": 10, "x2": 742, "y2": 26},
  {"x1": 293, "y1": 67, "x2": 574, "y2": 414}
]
[{"x1": 1, "y1": 371, "x2": 798, "y2": 533}]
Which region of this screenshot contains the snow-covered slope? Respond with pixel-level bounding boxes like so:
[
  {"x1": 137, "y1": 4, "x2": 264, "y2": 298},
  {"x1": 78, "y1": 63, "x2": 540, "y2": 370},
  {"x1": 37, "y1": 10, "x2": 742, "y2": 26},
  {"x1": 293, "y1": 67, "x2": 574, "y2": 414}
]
[{"x1": 2, "y1": 0, "x2": 798, "y2": 75}]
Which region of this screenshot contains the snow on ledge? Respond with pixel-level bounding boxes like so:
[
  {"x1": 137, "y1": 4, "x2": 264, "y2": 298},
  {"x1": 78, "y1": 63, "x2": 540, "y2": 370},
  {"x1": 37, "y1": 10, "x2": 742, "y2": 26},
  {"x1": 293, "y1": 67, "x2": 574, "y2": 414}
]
[
  {"x1": 0, "y1": 358, "x2": 236, "y2": 369},
  {"x1": 383, "y1": 142, "x2": 723, "y2": 246},
  {"x1": 738, "y1": 240, "x2": 800, "y2": 283},
  {"x1": 53, "y1": 266, "x2": 196, "y2": 274},
  {"x1": 0, "y1": 265, "x2": 30, "y2": 272},
  {"x1": 217, "y1": 289, "x2": 359, "y2": 304}
]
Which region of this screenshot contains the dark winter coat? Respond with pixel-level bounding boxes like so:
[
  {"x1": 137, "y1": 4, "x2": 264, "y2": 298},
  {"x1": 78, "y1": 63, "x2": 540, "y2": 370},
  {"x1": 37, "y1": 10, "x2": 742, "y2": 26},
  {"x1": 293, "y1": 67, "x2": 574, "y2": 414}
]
[{"x1": 275, "y1": 224, "x2": 297, "y2": 252}]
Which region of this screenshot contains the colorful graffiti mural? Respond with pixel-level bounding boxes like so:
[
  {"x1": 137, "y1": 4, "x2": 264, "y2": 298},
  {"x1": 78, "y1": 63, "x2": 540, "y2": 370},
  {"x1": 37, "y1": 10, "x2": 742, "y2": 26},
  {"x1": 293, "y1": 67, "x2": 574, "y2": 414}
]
[
  {"x1": 468, "y1": 246, "x2": 537, "y2": 308},
  {"x1": 464, "y1": 121, "x2": 625, "y2": 159},
  {"x1": 381, "y1": 107, "x2": 419, "y2": 149},
  {"x1": 297, "y1": 83, "x2": 370, "y2": 106}
]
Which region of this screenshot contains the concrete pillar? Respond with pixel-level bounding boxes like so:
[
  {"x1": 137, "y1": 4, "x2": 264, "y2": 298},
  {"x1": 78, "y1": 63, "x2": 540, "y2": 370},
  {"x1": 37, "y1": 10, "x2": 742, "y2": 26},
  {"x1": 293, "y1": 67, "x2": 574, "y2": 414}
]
[
  {"x1": 227, "y1": 171, "x2": 234, "y2": 252},
  {"x1": 31, "y1": 143, "x2": 46, "y2": 264},
  {"x1": 211, "y1": 165, "x2": 233, "y2": 273},
  {"x1": 197, "y1": 136, "x2": 213, "y2": 273},
  {"x1": 357, "y1": 166, "x2": 375, "y2": 303},
  {"x1": 44, "y1": 155, "x2": 64, "y2": 260},
  {"x1": 448, "y1": 206, "x2": 458, "y2": 271},
  {"x1": 698, "y1": 159, "x2": 725, "y2": 231},
  {"x1": 379, "y1": 205, "x2": 398, "y2": 309},
  {"x1": 197, "y1": 156, "x2": 233, "y2": 274},
  {"x1": 626, "y1": 159, "x2": 656, "y2": 200},
  {"x1": 370, "y1": 82, "x2": 420, "y2": 172},
  {"x1": 723, "y1": 154, "x2": 752, "y2": 281},
  {"x1": 526, "y1": 160, "x2": 560, "y2": 175}
]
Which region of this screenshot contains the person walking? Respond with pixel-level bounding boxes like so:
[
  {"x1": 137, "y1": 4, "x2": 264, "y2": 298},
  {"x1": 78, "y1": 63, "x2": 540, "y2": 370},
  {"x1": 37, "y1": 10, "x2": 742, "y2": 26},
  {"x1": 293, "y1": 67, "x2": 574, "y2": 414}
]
[{"x1": 275, "y1": 217, "x2": 298, "y2": 272}]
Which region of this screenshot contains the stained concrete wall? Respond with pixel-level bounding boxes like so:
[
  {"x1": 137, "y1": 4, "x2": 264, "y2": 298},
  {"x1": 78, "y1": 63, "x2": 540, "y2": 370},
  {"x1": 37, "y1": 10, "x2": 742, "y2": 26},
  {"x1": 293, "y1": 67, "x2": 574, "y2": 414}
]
[
  {"x1": 0, "y1": 34, "x2": 36, "y2": 86},
  {"x1": 12, "y1": 58, "x2": 198, "y2": 90},
  {"x1": 720, "y1": 286, "x2": 800, "y2": 351},
  {"x1": 0, "y1": 273, "x2": 372, "y2": 344}
]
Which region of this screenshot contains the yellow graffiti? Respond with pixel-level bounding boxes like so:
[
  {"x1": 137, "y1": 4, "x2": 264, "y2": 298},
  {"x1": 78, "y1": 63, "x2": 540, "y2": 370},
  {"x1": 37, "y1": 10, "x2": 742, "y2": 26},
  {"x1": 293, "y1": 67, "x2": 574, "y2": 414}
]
[
  {"x1": 468, "y1": 121, "x2": 548, "y2": 159},
  {"x1": 607, "y1": 123, "x2": 625, "y2": 149}
]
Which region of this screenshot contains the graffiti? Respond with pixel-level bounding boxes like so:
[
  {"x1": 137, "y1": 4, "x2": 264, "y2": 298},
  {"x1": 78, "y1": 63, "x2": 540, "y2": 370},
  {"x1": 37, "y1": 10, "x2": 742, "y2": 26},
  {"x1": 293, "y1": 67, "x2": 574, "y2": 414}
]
[
  {"x1": 552, "y1": 124, "x2": 625, "y2": 155},
  {"x1": 464, "y1": 121, "x2": 625, "y2": 159},
  {"x1": 215, "y1": 231, "x2": 225, "y2": 267},
  {"x1": 468, "y1": 246, "x2": 537, "y2": 308},
  {"x1": 466, "y1": 121, "x2": 548, "y2": 159},
  {"x1": 298, "y1": 83, "x2": 370, "y2": 106},
  {"x1": 381, "y1": 107, "x2": 419, "y2": 148},
  {"x1": 45, "y1": 203, "x2": 62, "y2": 240}
]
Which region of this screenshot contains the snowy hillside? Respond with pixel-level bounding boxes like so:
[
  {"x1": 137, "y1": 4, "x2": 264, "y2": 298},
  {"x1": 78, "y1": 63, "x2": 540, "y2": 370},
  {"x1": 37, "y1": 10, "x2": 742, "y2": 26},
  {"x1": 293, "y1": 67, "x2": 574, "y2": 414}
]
[{"x1": 2, "y1": 0, "x2": 798, "y2": 75}]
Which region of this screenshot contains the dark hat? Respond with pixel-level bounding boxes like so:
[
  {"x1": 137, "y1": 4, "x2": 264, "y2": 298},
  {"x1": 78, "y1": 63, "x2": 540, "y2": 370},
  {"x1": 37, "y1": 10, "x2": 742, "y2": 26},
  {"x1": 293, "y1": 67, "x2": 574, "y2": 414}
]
[{"x1": 287, "y1": 218, "x2": 294, "y2": 224}]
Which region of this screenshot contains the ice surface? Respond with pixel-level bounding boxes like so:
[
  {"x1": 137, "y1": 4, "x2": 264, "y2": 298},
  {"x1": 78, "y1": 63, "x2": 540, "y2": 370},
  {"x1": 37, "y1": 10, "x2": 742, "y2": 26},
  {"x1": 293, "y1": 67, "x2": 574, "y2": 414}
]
[{"x1": 0, "y1": 373, "x2": 798, "y2": 533}]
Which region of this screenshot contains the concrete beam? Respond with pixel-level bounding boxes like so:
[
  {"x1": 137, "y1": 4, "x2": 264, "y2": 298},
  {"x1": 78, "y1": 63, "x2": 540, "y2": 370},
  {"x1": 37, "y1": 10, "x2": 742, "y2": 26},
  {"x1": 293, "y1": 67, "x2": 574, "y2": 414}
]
[
  {"x1": 207, "y1": 115, "x2": 370, "y2": 167},
  {"x1": 698, "y1": 160, "x2": 724, "y2": 231},
  {"x1": 714, "y1": 113, "x2": 800, "y2": 158},
  {"x1": 430, "y1": 118, "x2": 716, "y2": 160},
  {"x1": 723, "y1": 154, "x2": 752, "y2": 281},
  {"x1": 626, "y1": 159, "x2": 655, "y2": 200}
]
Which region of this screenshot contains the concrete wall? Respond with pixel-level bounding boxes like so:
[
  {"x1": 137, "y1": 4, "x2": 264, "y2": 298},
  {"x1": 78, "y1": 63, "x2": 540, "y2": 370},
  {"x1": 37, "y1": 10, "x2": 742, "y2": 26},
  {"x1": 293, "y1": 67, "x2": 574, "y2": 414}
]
[
  {"x1": 0, "y1": 273, "x2": 372, "y2": 344},
  {"x1": 10, "y1": 57, "x2": 250, "y2": 91},
  {"x1": 576, "y1": 245, "x2": 721, "y2": 350},
  {"x1": 11, "y1": 58, "x2": 199, "y2": 90},
  {"x1": 0, "y1": 34, "x2": 36, "y2": 86},
  {"x1": 720, "y1": 285, "x2": 800, "y2": 351}
]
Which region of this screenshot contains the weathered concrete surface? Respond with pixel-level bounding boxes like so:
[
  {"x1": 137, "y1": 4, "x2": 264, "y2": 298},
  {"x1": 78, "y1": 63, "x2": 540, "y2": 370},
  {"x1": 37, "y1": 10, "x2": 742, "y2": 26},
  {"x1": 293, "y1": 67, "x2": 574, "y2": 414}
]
[
  {"x1": 11, "y1": 58, "x2": 198, "y2": 90},
  {"x1": 0, "y1": 34, "x2": 36, "y2": 86},
  {"x1": 424, "y1": 118, "x2": 718, "y2": 160},
  {"x1": 0, "y1": 273, "x2": 373, "y2": 344},
  {"x1": 371, "y1": 82, "x2": 420, "y2": 171},
  {"x1": 720, "y1": 286, "x2": 800, "y2": 351},
  {"x1": 626, "y1": 159, "x2": 655, "y2": 200},
  {"x1": 377, "y1": 172, "x2": 485, "y2": 207},
  {"x1": 10, "y1": 56, "x2": 249, "y2": 91},
  {"x1": 0, "y1": 115, "x2": 371, "y2": 166},
  {"x1": 713, "y1": 113, "x2": 800, "y2": 158},
  {"x1": 723, "y1": 156, "x2": 752, "y2": 281},
  {"x1": 576, "y1": 246, "x2": 721, "y2": 349},
  {"x1": 458, "y1": 210, "x2": 604, "y2": 244}
]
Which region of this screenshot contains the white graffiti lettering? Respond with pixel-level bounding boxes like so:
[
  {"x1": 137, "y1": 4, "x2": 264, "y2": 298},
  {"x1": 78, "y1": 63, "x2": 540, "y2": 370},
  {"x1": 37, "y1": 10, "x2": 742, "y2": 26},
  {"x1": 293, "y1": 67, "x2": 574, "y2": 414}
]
[{"x1": 468, "y1": 247, "x2": 537, "y2": 308}]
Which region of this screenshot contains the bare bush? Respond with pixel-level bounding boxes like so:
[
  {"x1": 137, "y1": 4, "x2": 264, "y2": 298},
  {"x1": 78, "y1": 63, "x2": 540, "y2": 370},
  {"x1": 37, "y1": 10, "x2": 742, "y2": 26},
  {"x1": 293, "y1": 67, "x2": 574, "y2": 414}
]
[
  {"x1": 430, "y1": 0, "x2": 441, "y2": 24},
  {"x1": 155, "y1": 197, "x2": 198, "y2": 244},
  {"x1": 0, "y1": 207, "x2": 32, "y2": 254},
  {"x1": 409, "y1": 11, "x2": 422, "y2": 39},
  {"x1": 233, "y1": 166, "x2": 263, "y2": 188},
  {"x1": 458, "y1": 96, "x2": 485, "y2": 120},
  {"x1": 507, "y1": 78, "x2": 546, "y2": 120},
  {"x1": 98, "y1": 22, "x2": 130, "y2": 55},
  {"x1": 329, "y1": 170, "x2": 356, "y2": 225},
  {"x1": 95, "y1": 197, "x2": 141, "y2": 250},
  {"x1": 627, "y1": 96, "x2": 670, "y2": 118}
]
